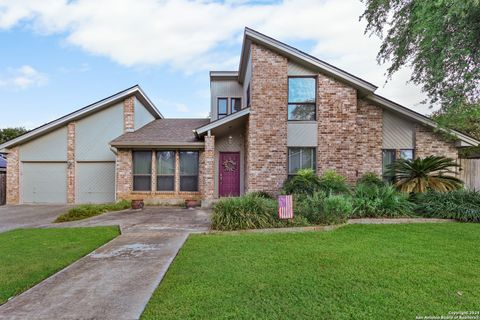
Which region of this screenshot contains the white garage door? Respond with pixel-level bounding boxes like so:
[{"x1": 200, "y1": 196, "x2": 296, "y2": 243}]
[
  {"x1": 76, "y1": 162, "x2": 115, "y2": 204},
  {"x1": 22, "y1": 163, "x2": 67, "y2": 204}
]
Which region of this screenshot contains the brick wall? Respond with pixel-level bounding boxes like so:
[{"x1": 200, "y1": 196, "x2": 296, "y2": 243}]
[
  {"x1": 415, "y1": 125, "x2": 458, "y2": 160},
  {"x1": 204, "y1": 136, "x2": 215, "y2": 199},
  {"x1": 124, "y1": 96, "x2": 135, "y2": 132},
  {"x1": 356, "y1": 99, "x2": 383, "y2": 177},
  {"x1": 67, "y1": 122, "x2": 76, "y2": 204},
  {"x1": 6, "y1": 147, "x2": 19, "y2": 204},
  {"x1": 246, "y1": 43, "x2": 288, "y2": 193},
  {"x1": 317, "y1": 73, "x2": 358, "y2": 183}
]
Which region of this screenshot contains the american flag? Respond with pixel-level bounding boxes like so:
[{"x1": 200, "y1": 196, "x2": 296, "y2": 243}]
[{"x1": 278, "y1": 195, "x2": 294, "y2": 219}]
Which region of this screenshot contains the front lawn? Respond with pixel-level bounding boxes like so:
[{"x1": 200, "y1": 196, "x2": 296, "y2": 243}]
[
  {"x1": 0, "y1": 227, "x2": 119, "y2": 304},
  {"x1": 142, "y1": 224, "x2": 480, "y2": 319}
]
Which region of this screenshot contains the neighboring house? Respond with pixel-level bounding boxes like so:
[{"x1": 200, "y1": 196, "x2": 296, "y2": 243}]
[{"x1": 0, "y1": 28, "x2": 478, "y2": 205}]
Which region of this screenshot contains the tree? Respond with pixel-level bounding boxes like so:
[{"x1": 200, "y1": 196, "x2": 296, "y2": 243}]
[
  {"x1": 361, "y1": 0, "x2": 480, "y2": 109},
  {"x1": 0, "y1": 127, "x2": 28, "y2": 145},
  {"x1": 387, "y1": 156, "x2": 463, "y2": 193}
]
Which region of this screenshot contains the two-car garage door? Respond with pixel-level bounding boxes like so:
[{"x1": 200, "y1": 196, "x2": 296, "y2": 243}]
[{"x1": 21, "y1": 162, "x2": 115, "y2": 204}]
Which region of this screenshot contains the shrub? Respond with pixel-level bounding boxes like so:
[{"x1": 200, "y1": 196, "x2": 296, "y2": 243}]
[
  {"x1": 247, "y1": 191, "x2": 274, "y2": 199},
  {"x1": 318, "y1": 170, "x2": 350, "y2": 195},
  {"x1": 212, "y1": 194, "x2": 277, "y2": 231},
  {"x1": 283, "y1": 168, "x2": 321, "y2": 195},
  {"x1": 55, "y1": 200, "x2": 131, "y2": 222},
  {"x1": 413, "y1": 190, "x2": 480, "y2": 222},
  {"x1": 357, "y1": 172, "x2": 385, "y2": 187},
  {"x1": 323, "y1": 195, "x2": 353, "y2": 224},
  {"x1": 352, "y1": 184, "x2": 414, "y2": 218},
  {"x1": 294, "y1": 191, "x2": 326, "y2": 224},
  {"x1": 294, "y1": 192, "x2": 350, "y2": 225}
]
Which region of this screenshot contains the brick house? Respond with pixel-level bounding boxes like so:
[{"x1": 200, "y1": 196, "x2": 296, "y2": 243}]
[{"x1": 0, "y1": 28, "x2": 478, "y2": 205}]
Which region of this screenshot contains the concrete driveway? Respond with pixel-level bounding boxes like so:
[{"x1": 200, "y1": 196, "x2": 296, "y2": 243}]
[
  {"x1": 0, "y1": 206, "x2": 211, "y2": 320},
  {"x1": 0, "y1": 205, "x2": 70, "y2": 233}
]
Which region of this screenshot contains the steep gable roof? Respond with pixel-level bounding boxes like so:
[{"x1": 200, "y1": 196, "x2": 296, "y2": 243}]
[
  {"x1": 238, "y1": 27, "x2": 378, "y2": 93},
  {"x1": 0, "y1": 85, "x2": 162, "y2": 150},
  {"x1": 234, "y1": 27, "x2": 479, "y2": 147}
]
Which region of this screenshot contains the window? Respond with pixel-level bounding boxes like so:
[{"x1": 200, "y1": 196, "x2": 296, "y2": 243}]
[
  {"x1": 231, "y1": 98, "x2": 242, "y2": 113},
  {"x1": 288, "y1": 77, "x2": 316, "y2": 121},
  {"x1": 133, "y1": 151, "x2": 152, "y2": 191},
  {"x1": 246, "y1": 84, "x2": 251, "y2": 107},
  {"x1": 180, "y1": 151, "x2": 199, "y2": 191},
  {"x1": 217, "y1": 98, "x2": 228, "y2": 119},
  {"x1": 382, "y1": 149, "x2": 396, "y2": 182},
  {"x1": 156, "y1": 151, "x2": 175, "y2": 191},
  {"x1": 288, "y1": 147, "x2": 316, "y2": 175},
  {"x1": 400, "y1": 149, "x2": 414, "y2": 160}
]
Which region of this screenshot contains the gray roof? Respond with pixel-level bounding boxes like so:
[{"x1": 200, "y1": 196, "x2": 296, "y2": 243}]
[
  {"x1": 110, "y1": 118, "x2": 210, "y2": 147},
  {"x1": 0, "y1": 85, "x2": 162, "y2": 151}
]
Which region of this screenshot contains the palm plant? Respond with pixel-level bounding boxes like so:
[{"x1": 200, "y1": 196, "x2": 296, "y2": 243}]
[{"x1": 386, "y1": 156, "x2": 463, "y2": 193}]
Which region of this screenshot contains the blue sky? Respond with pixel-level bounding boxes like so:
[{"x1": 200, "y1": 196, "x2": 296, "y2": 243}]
[{"x1": 0, "y1": 0, "x2": 431, "y2": 130}]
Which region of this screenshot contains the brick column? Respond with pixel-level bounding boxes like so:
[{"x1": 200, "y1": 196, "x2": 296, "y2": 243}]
[
  {"x1": 116, "y1": 149, "x2": 132, "y2": 199},
  {"x1": 67, "y1": 122, "x2": 76, "y2": 204},
  {"x1": 151, "y1": 151, "x2": 157, "y2": 193},
  {"x1": 124, "y1": 96, "x2": 135, "y2": 132},
  {"x1": 6, "y1": 147, "x2": 19, "y2": 204},
  {"x1": 204, "y1": 135, "x2": 215, "y2": 200},
  {"x1": 317, "y1": 73, "x2": 358, "y2": 183},
  {"x1": 174, "y1": 151, "x2": 180, "y2": 194}
]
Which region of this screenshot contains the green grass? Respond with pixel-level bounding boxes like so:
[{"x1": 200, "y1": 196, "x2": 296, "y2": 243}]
[
  {"x1": 54, "y1": 200, "x2": 131, "y2": 222},
  {"x1": 142, "y1": 224, "x2": 480, "y2": 319},
  {"x1": 0, "y1": 227, "x2": 119, "y2": 304}
]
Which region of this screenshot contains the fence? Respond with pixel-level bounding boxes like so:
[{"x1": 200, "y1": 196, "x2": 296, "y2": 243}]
[
  {"x1": 0, "y1": 171, "x2": 5, "y2": 205},
  {"x1": 460, "y1": 158, "x2": 480, "y2": 191}
]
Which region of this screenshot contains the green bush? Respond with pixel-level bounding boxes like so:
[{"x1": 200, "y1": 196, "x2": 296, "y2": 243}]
[
  {"x1": 318, "y1": 170, "x2": 350, "y2": 195},
  {"x1": 55, "y1": 200, "x2": 131, "y2": 223},
  {"x1": 283, "y1": 169, "x2": 321, "y2": 195},
  {"x1": 294, "y1": 192, "x2": 350, "y2": 225},
  {"x1": 357, "y1": 172, "x2": 385, "y2": 187},
  {"x1": 352, "y1": 184, "x2": 414, "y2": 218},
  {"x1": 247, "y1": 191, "x2": 274, "y2": 199},
  {"x1": 212, "y1": 194, "x2": 277, "y2": 231},
  {"x1": 413, "y1": 190, "x2": 480, "y2": 222},
  {"x1": 212, "y1": 194, "x2": 311, "y2": 230},
  {"x1": 323, "y1": 195, "x2": 353, "y2": 224},
  {"x1": 295, "y1": 192, "x2": 326, "y2": 224}
]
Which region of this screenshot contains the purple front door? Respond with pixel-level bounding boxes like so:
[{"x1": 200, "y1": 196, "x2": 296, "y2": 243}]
[{"x1": 219, "y1": 152, "x2": 240, "y2": 197}]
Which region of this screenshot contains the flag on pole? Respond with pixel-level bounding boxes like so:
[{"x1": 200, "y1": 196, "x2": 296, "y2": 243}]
[{"x1": 278, "y1": 195, "x2": 294, "y2": 219}]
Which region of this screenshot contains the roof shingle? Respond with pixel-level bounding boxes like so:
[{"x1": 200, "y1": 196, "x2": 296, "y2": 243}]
[{"x1": 110, "y1": 118, "x2": 209, "y2": 146}]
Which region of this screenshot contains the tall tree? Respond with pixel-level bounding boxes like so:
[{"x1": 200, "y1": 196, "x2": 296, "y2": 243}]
[
  {"x1": 0, "y1": 127, "x2": 27, "y2": 145},
  {"x1": 361, "y1": 0, "x2": 480, "y2": 109}
]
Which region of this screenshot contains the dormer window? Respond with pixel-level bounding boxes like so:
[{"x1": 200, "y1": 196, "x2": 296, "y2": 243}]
[
  {"x1": 218, "y1": 98, "x2": 228, "y2": 119},
  {"x1": 288, "y1": 77, "x2": 316, "y2": 121}
]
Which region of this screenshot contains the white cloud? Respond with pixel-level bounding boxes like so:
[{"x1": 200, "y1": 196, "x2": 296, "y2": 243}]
[
  {"x1": 0, "y1": 0, "x2": 430, "y2": 113},
  {"x1": 157, "y1": 98, "x2": 190, "y2": 114},
  {"x1": 0, "y1": 65, "x2": 48, "y2": 90}
]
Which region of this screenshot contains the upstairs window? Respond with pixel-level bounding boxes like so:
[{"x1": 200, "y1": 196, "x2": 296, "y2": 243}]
[
  {"x1": 246, "y1": 84, "x2": 251, "y2": 107},
  {"x1": 133, "y1": 151, "x2": 152, "y2": 191},
  {"x1": 288, "y1": 147, "x2": 316, "y2": 175},
  {"x1": 288, "y1": 77, "x2": 316, "y2": 121},
  {"x1": 156, "y1": 151, "x2": 175, "y2": 191},
  {"x1": 231, "y1": 98, "x2": 242, "y2": 113},
  {"x1": 217, "y1": 98, "x2": 228, "y2": 119}
]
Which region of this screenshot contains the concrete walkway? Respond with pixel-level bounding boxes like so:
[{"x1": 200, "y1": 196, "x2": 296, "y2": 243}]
[{"x1": 0, "y1": 207, "x2": 211, "y2": 320}]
